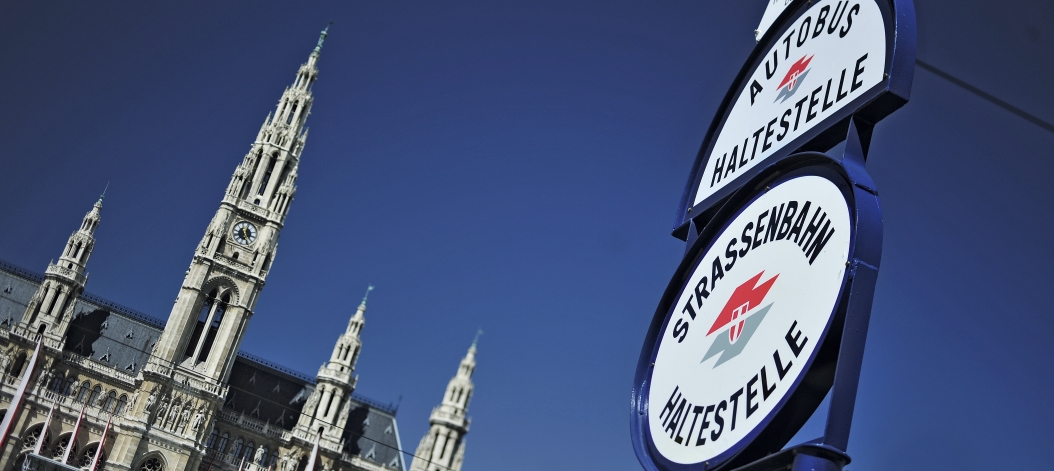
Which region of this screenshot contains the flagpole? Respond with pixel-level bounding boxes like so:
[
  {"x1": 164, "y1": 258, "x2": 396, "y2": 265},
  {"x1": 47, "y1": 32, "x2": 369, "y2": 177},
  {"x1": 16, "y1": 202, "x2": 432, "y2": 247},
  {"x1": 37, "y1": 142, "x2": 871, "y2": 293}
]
[
  {"x1": 61, "y1": 401, "x2": 88, "y2": 463},
  {"x1": 34, "y1": 399, "x2": 58, "y2": 456},
  {"x1": 0, "y1": 339, "x2": 42, "y2": 449},
  {"x1": 304, "y1": 429, "x2": 321, "y2": 471},
  {"x1": 88, "y1": 414, "x2": 111, "y2": 471}
]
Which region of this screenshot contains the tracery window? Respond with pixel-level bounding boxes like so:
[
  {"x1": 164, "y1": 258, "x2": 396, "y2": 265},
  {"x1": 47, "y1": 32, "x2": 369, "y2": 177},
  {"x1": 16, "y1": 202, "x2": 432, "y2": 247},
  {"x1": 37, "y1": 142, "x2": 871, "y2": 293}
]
[
  {"x1": 77, "y1": 445, "x2": 103, "y2": 468},
  {"x1": 231, "y1": 438, "x2": 244, "y2": 459},
  {"x1": 88, "y1": 385, "x2": 101, "y2": 406},
  {"x1": 21, "y1": 426, "x2": 47, "y2": 451},
  {"x1": 243, "y1": 441, "x2": 255, "y2": 462},
  {"x1": 49, "y1": 373, "x2": 65, "y2": 393},
  {"x1": 269, "y1": 450, "x2": 279, "y2": 467},
  {"x1": 138, "y1": 456, "x2": 163, "y2": 471},
  {"x1": 217, "y1": 432, "x2": 230, "y2": 453},
  {"x1": 205, "y1": 430, "x2": 218, "y2": 449},
  {"x1": 63, "y1": 376, "x2": 78, "y2": 396},
  {"x1": 115, "y1": 394, "x2": 128, "y2": 415},
  {"x1": 103, "y1": 391, "x2": 117, "y2": 412},
  {"x1": 50, "y1": 435, "x2": 74, "y2": 459},
  {"x1": 76, "y1": 381, "x2": 90, "y2": 402}
]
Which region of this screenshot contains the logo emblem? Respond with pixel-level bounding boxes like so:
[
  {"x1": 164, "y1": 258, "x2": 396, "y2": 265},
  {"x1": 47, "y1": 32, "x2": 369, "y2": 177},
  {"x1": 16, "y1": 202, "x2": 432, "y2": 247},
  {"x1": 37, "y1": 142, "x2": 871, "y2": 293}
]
[
  {"x1": 773, "y1": 55, "x2": 813, "y2": 103},
  {"x1": 702, "y1": 271, "x2": 779, "y2": 367}
]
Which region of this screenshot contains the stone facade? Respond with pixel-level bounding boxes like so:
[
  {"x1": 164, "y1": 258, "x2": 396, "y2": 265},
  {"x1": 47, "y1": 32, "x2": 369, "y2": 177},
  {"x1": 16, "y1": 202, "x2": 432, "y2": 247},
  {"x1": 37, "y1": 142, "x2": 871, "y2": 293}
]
[{"x1": 0, "y1": 28, "x2": 474, "y2": 471}]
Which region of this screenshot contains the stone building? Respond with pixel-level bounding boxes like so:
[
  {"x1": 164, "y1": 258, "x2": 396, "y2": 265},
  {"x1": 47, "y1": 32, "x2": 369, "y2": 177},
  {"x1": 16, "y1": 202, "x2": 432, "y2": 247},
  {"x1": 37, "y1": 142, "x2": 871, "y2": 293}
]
[{"x1": 0, "y1": 28, "x2": 475, "y2": 471}]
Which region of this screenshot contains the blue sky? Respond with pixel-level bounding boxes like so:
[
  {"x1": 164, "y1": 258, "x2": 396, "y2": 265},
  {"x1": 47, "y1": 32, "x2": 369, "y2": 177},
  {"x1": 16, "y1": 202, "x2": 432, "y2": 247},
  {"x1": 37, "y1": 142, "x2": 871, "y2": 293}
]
[{"x1": 1, "y1": 1, "x2": 1052, "y2": 470}]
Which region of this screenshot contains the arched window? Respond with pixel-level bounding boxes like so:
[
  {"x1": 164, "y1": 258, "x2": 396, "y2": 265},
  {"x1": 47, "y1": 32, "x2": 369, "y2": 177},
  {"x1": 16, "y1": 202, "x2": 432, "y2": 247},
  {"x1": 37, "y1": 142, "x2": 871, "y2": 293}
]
[
  {"x1": 205, "y1": 430, "x2": 218, "y2": 449},
  {"x1": 63, "y1": 377, "x2": 77, "y2": 396},
  {"x1": 21, "y1": 426, "x2": 48, "y2": 451},
  {"x1": 196, "y1": 292, "x2": 229, "y2": 363},
  {"x1": 217, "y1": 432, "x2": 230, "y2": 454},
  {"x1": 184, "y1": 289, "x2": 217, "y2": 359},
  {"x1": 49, "y1": 373, "x2": 65, "y2": 393},
  {"x1": 77, "y1": 444, "x2": 103, "y2": 468},
  {"x1": 76, "y1": 381, "x2": 90, "y2": 403},
  {"x1": 115, "y1": 394, "x2": 128, "y2": 415},
  {"x1": 103, "y1": 391, "x2": 117, "y2": 412},
  {"x1": 243, "y1": 441, "x2": 255, "y2": 462},
  {"x1": 269, "y1": 450, "x2": 279, "y2": 467},
  {"x1": 88, "y1": 385, "x2": 102, "y2": 406},
  {"x1": 230, "y1": 438, "x2": 244, "y2": 459},
  {"x1": 138, "y1": 456, "x2": 163, "y2": 471},
  {"x1": 258, "y1": 154, "x2": 278, "y2": 195},
  {"x1": 287, "y1": 101, "x2": 299, "y2": 125},
  {"x1": 50, "y1": 434, "x2": 74, "y2": 459},
  {"x1": 11, "y1": 352, "x2": 26, "y2": 378}
]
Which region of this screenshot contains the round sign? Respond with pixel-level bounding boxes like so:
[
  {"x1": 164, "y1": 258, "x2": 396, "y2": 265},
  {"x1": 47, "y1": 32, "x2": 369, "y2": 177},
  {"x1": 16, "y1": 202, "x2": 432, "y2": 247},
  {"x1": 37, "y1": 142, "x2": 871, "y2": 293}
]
[{"x1": 633, "y1": 158, "x2": 862, "y2": 470}]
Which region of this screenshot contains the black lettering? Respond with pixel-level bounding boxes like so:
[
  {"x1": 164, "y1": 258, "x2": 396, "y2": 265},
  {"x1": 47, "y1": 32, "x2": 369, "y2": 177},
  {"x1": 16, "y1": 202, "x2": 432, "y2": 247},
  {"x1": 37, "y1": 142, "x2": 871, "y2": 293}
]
[
  {"x1": 694, "y1": 277, "x2": 709, "y2": 308},
  {"x1": 711, "y1": 400, "x2": 727, "y2": 441},
  {"x1": 777, "y1": 109, "x2": 791, "y2": 140},
  {"x1": 805, "y1": 220, "x2": 835, "y2": 264},
  {"x1": 798, "y1": 207, "x2": 826, "y2": 250},
  {"x1": 765, "y1": 204, "x2": 783, "y2": 243},
  {"x1": 681, "y1": 298, "x2": 697, "y2": 320},
  {"x1": 710, "y1": 257, "x2": 725, "y2": 292},
  {"x1": 797, "y1": 17, "x2": 812, "y2": 46},
  {"x1": 729, "y1": 388, "x2": 743, "y2": 431},
  {"x1": 813, "y1": 6, "x2": 830, "y2": 38},
  {"x1": 773, "y1": 350, "x2": 793, "y2": 379},
  {"x1": 660, "y1": 386, "x2": 681, "y2": 427},
  {"x1": 750, "y1": 80, "x2": 764, "y2": 105},
  {"x1": 739, "y1": 137, "x2": 750, "y2": 168},
  {"x1": 673, "y1": 318, "x2": 690, "y2": 343},
  {"x1": 752, "y1": 211, "x2": 769, "y2": 249},
  {"x1": 724, "y1": 150, "x2": 737, "y2": 178},
  {"x1": 686, "y1": 406, "x2": 704, "y2": 447},
  {"x1": 840, "y1": 3, "x2": 860, "y2": 38},
  {"x1": 785, "y1": 320, "x2": 809, "y2": 357},
  {"x1": 789, "y1": 201, "x2": 811, "y2": 242},
  {"x1": 675, "y1": 402, "x2": 692, "y2": 443},
  {"x1": 764, "y1": 51, "x2": 779, "y2": 80},
  {"x1": 739, "y1": 223, "x2": 753, "y2": 257},
  {"x1": 746, "y1": 375, "x2": 760, "y2": 417},
  {"x1": 807, "y1": 85, "x2": 823, "y2": 122},
  {"x1": 776, "y1": 201, "x2": 798, "y2": 240},
  {"x1": 822, "y1": 78, "x2": 835, "y2": 111},
  {"x1": 760, "y1": 366, "x2": 777, "y2": 400},
  {"x1": 710, "y1": 155, "x2": 725, "y2": 187},
  {"x1": 793, "y1": 96, "x2": 808, "y2": 130},
  {"x1": 837, "y1": 68, "x2": 849, "y2": 101},
  {"x1": 750, "y1": 127, "x2": 764, "y2": 160},
  {"x1": 666, "y1": 397, "x2": 687, "y2": 438},
  {"x1": 724, "y1": 238, "x2": 739, "y2": 271},
  {"x1": 696, "y1": 404, "x2": 715, "y2": 446},
  {"x1": 763, "y1": 118, "x2": 777, "y2": 152},
  {"x1": 852, "y1": 53, "x2": 868, "y2": 92},
  {"x1": 828, "y1": 1, "x2": 847, "y2": 34}
]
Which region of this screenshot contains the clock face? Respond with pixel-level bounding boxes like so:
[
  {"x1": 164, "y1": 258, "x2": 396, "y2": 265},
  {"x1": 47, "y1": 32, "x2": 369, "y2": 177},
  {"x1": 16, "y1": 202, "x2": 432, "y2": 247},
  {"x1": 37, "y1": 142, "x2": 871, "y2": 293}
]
[{"x1": 232, "y1": 221, "x2": 258, "y2": 245}]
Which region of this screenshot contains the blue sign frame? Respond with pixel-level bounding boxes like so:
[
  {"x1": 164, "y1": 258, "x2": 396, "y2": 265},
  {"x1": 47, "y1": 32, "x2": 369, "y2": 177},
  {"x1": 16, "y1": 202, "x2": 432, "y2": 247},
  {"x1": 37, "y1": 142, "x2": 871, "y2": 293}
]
[
  {"x1": 632, "y1": 124, "x2": 883, "y2": 470},
  {"x1": 671, "y1": 0, "x2": 915, "y2": 240}
]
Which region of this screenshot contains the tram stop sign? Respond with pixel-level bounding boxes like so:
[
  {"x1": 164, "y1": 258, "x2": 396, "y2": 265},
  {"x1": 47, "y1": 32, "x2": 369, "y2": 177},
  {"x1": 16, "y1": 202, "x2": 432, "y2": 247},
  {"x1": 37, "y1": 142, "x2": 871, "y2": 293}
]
[{"x1": 632, "y1": 0, "x2": 916, "y2": 470}]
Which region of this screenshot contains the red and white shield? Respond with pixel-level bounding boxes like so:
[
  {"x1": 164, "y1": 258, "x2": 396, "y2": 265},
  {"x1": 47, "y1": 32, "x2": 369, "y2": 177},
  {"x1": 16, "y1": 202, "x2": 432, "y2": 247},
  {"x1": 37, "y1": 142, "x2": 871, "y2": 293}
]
[{"x1": 728, "y1": 302, "x2": 750, "y2": 343}]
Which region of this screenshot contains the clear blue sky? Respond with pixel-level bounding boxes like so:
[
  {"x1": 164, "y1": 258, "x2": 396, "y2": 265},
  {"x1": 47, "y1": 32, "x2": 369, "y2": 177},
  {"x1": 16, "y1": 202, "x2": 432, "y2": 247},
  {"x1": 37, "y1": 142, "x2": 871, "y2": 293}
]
[{"x1": 1, "y1": 1, "x2": 1052, "y2": 470}]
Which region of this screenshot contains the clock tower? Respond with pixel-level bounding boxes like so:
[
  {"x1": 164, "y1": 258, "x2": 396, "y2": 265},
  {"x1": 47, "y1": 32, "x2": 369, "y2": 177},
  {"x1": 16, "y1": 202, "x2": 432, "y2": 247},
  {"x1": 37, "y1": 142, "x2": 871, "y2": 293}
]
[{"x1": 148, "y1": 27, "x2": 328, "y2": 383}]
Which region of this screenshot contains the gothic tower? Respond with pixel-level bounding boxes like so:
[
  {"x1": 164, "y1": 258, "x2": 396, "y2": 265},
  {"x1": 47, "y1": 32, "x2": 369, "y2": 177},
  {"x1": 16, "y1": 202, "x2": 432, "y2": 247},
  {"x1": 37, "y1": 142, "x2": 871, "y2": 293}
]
[
  {"x1": 149, "y1": 27, "x2": 328, "y2": 383},
  {"x1": 294, "y1": 286, "x2": 371, "y2": 442},
  {"x1": 410, "y1": 334, "x2": 479, "y2": 471},
  {"x1": 20, "y1": 192, "x2": 104, "y2": 343}
]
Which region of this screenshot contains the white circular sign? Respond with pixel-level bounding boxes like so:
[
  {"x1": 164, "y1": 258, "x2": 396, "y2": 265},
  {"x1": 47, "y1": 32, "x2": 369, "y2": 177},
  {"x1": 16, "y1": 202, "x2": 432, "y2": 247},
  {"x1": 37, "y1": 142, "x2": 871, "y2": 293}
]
[{"x1": 647, "y1": 175, "x2": 851, "y2": 465}]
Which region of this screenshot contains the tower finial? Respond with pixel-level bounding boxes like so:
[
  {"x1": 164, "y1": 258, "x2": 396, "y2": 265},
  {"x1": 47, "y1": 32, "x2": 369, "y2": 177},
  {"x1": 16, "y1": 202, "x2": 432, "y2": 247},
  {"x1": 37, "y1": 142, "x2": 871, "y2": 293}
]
[
  {"x1": 471, "y1": 328, "x2": 483, "y2": 349},
  {"x1": 361, "y1": 284, "x2": 374, "y2": 304},
  {"x1": 98, "y1": 181, "x2": 109, "y2": 204},
  {"x1": 314, "y1": 22, "x2": 332, "y2": 53}
]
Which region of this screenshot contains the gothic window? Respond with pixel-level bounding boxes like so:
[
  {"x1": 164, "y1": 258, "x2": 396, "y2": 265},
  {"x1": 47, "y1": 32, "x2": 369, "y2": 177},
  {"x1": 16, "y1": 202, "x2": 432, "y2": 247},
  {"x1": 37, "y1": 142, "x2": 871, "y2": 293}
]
[
  {"x1": 21, "y1": 426, "x2": 47, "y2": 451},
  {"x1": 217, "y1": 432, "x2": 230, "y2": 453},
  {"x1": 76, "y1": 381, "x2": 90, "y2": 402},
  {"x1": 77, "y1": 445, "x2": 102, "y2": 468},
  {"x1": 138, "y1": 457, "x2": 163, "y2": 471},
  {"x1": 184, "y1": 289, "x2": 216, "y2": 358},
  {"x1": 103, "y1": 391, "x2": 117, "y2": 412},
  {"x1": 258, "y1": 154, "x2": 278, "y2": 196},
  {"x1": 88, "y1": 385, "x2": 102, "y2": 406},
  {"x1": 231, "y1": 438, "x2": 244, "y2": 458},
  {"x1": 11, "y1": 353, "x2": 25, "y2": 378},
  {"x1": 49, "y1": 373, "x2": 66, "y2": 393},
  {"x1": 115, "y1": 394, "x2": 128, "y2": 415},
  {"x1": 205, "y1": 430, "x2": 218, "y2": 449},
  {"x1": 63, "y1": 376, "x2": 77, "y2": 396},
  {"x1": 196, "y1": 292, "x2": 229, "y2": 363},
  {"x1": 287, "y1": 102, "x2": 299, "y2": 125},
  {"x1": 269, "y1": 450, "x2": 279, "y2": 467},
  {"x1": 50, "y1": 435, "x2": 74, "y2": 459},
  {"x1": 243, "y1": 441, "x2": 255, "y2": 462}
]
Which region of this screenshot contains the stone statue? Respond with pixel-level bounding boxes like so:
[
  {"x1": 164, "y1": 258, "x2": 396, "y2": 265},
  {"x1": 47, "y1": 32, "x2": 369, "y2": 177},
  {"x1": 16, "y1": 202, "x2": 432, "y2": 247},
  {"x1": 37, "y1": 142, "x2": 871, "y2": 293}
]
[
  {"x1": 254, "y1": 447, "x2": 266, "y2": 465},
  {"x1": 145, "y1": 389, "x2": 158, "y2": 411},
  {"x1": 179, "y1": 408, "x2": 191, "y2": 431},
  {"x1": 129, "y1": 390, "x2": 140, "y2": 411},
  {"x1": 155, "y1": 395, "x2": 169, "y2": 425},
  {"x1": 279, "y1": 452, "x2": 291, "y2": 471},
  {"x1": 0, "y1": 349, "x2": 11, "y2": 375},
  {"x1": 303, "y1": 389, "x2": 320, "y2": 415},
  {"x1": 192, "y1": 408, "x2": 205, "y2": 432}
]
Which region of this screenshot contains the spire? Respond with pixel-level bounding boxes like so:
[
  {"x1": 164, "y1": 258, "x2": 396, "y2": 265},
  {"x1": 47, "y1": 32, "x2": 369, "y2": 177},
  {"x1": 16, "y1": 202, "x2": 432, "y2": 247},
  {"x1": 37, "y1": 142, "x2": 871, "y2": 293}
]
[
  {"x1": 470, "y1": 328, "x2": 483, "y2": 351},
  {"x1": 360, "y1": 284, "x2": 374, "y2": 308},
  {"x1": 97, "y1": 181, "x2": 109, "y2": 205},
  {"x1": 313, "y1": 23, "x2": 332, "y2": 54}
]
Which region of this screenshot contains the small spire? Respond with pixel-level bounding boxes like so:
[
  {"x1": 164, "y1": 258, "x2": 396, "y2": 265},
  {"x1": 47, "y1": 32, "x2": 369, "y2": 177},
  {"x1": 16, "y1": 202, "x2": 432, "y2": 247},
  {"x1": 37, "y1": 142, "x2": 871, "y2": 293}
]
[
  {"x1": 98, "y1": 182, "x2": 109, "y2": 205},
  {"x1": 313, "y1": 22, "x2": 332, "y2": 53},
  {"x1": 471, "y1": 328, "x2": 483, "y2": 349},
  {"x1": 361, "y1": 284, "x2": 374, "y2": 304}
]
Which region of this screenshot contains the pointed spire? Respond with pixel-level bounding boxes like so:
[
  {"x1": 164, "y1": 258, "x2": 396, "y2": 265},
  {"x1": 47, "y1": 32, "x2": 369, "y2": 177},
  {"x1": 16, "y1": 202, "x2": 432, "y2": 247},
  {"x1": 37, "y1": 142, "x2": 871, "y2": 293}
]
[
  {"x1": 97, "y1": 181, "x2": 109, "y2": 205},
  {"x1": 361, "y1": 284, "x2": 374, "y2": 307},
  {"x1": 471, "y1": 328, "x2": 483, "y2": 350},
  {"x1": 313, "y1": 23, "x2": 332, "y2": 54}
]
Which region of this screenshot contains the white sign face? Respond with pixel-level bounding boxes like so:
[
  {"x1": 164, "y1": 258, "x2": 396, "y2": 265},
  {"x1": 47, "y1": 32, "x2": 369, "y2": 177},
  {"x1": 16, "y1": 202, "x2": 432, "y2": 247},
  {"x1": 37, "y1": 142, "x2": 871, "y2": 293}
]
[
  {"x1": 693, "y1": 0, "x2": 886, "y2": 208},
  {"x1": 648, "y1": 175, "x2": 851, "y2": 465},
  {"x1": 756, "y1": 0, "x2": 794, "y2": 42}
]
